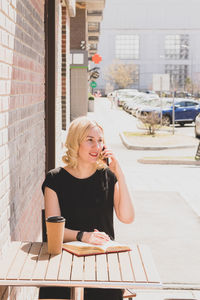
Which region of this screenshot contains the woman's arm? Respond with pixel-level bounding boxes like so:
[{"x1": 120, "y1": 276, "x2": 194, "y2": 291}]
[
  {"x1": 44, "y1": 187, "x2": 78, "y2": 242},
  {"x1": 113, "y1": 167, "x2": 135, "y2": 224},
  {"x1": 44, "y1": 187, "x2": 110, "y2": 244},
  {"x1": 102, "y1": 147, "x2": 135, "y2": 224}
]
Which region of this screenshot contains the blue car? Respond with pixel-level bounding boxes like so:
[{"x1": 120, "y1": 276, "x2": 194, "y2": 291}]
[
  {"x1": 137, "y1": 99, "x2": 200, "y2": 126},
  {"x1": 195, "y1": 113, "x2": 200, "y2": 138}
]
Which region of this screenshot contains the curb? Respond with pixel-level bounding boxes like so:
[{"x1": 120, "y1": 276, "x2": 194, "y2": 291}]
[
  {"x1": 138, "y1": 158, "x2": 200, "y2": 166},
  {"x1": 119, "y1": 131, "x2": 200, "y2": 165},
  {"x1": 119, "y1": 132, "x2": 197, "y2": 151},
  {"x1": 163, "y1": 283, "x2": 200, "y2": 290}
]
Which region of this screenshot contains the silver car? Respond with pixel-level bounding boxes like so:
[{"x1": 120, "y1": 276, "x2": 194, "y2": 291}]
[{"x1": 195, "y1": 113, "x2": 200, "y2": 138}]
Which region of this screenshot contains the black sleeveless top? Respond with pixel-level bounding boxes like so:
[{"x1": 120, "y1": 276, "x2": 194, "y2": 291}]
[{"x1": 42, "y1": 167, "x2": 117, "y2": 240}]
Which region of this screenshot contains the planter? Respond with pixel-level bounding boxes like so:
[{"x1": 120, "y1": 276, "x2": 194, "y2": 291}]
[{"x1": 88, "y1": 100, "x2": 94, "y2": 112}]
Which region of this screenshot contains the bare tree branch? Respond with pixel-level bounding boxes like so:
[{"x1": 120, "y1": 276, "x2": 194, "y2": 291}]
[{"x1": 105, "y1": 60, "x2": 137, "y2": 89}]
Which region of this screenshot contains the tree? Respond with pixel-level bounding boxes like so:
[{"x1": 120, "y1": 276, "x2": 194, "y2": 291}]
[
  {"x1": 184, "y1": 77, "x2": 193, "y2": 94},
  {"x1": 137, "y1": 111, "x2": 162, "y2": 135},
  {"x1": 105, "y1": 60, "x2": 137, "y2": 89},
  {"x1": 105, "y1": 82, "x2": 114, "y2": 95},
  {"x1": 191, "y1": 73, "x2": 200, "y2": 97}
]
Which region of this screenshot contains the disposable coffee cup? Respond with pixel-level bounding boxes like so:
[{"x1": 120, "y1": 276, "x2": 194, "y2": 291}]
[{"x1": 46, "y1": 216, "x2": 65, "y2": 255}]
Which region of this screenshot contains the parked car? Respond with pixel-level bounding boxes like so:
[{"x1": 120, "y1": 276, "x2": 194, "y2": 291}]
[
  {"x1": 118, "y1": 94, "x2": 139, "y2": 107},
  {"x1": 130, "y1": 94, "x2": 160, "y2": 116},
  {"x1": 117, "y1": 90, "x2": 139, "y2": 106},
  {"x1": 137, "y1": 99, "x2": 200, "y2": 126},
  {"x1": 195, "y1": 113, "x2": 200, "y2": 138},
  {"x1": 123, "y1": 99, "x2": 140, "y2": 114},
  {"x1": 122, "y1": 94, "x2": 146, "y2": 115}
]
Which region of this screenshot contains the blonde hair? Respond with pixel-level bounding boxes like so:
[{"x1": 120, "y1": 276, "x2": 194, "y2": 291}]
[{"x1": 62, "y1": 116, "x2": 107, "y2": 169}]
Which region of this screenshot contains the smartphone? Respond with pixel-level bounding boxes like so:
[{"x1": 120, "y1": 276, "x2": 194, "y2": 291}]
[{"x1": 102, "y1": 146, "x2": 109, "y2": 166}]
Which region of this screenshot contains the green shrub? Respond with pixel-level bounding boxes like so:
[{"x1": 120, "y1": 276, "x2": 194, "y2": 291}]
[{"x1": 88, "y1": 96, "x2": 95, "y2": 100}]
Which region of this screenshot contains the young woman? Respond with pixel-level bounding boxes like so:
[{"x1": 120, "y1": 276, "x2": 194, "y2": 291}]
[{"x1": 39, "y1": 116, "x2": 134, "y2": 300}]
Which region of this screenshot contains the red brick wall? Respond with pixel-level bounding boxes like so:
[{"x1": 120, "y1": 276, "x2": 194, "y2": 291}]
[
  {"x1": 62, "y1": 6, "x2": 71, "y2": 131},
  {"x1": 62, "y1": 6, "x2": 67, "y2": 130},
  {"x1": 65, "y1": 7, "x2": 71, "y2": 129},
  {"x1": 55, "y1": 0, "x2": 63, "y2": 167},
  {"x1": 0, "y1": 0, "x2": 45, "y2": 299}
]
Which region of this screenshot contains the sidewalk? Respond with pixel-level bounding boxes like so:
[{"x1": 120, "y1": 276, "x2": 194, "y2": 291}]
[
  {"x1": 87, "y1": 98, "x2": 200, "y2": 300},
  {"x1": 118, "y1": 113, "x2": 200, "y2": 166}
]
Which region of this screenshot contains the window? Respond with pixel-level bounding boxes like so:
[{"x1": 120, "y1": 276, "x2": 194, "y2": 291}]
[
  {"x1": 165, "y1": 34, "x2": 189, "y2": 60},
  {"x1": 176, "y1": 101, "x2": 186, "y2": 107},
  {"x1": 165, "y1": 64, "x2": 188, "y2": 88},
  {"x1": 87, "y1": 10, "x2": 102, "y2": 16},
  {"x1": 185, "y1": 101, "x2": 198, "y2": 107},
  {"x1": 88, "y1": 22, "x2": 100, "y2": 32},
  {"x1": 89, "y1": 44, "x2": 97, "y2": 51},
  {"x1": 115, "y1": 35, "x2": 139, "y2": 59},
  {"x1": 88, "y1": 36, "x2": 99, "y2": 42}
]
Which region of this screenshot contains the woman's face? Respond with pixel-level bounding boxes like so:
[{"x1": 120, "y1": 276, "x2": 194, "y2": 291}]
[{"x1": 78, "y1": 126, "x2": 104, "y2": 165}]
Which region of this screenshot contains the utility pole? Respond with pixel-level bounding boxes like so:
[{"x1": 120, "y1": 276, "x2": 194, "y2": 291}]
[
  {"x1": 160, "y1": 76, "x2": 163, "y2": 125},
  {"x1": 172, "y1": 74, "x2": 175, "y2": 135}
]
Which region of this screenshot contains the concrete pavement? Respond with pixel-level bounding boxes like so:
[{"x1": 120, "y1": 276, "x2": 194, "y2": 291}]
[
  {"x1": 120, "y1": 131, "x2": 199, "y2": 151},
  {"x1": 87, "y1": 97, "x2": 200, "y2": 299}
]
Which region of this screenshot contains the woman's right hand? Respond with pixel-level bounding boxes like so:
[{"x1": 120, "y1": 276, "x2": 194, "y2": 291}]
[{"x1": 82, "y1": 229, "x2": 110, "y2": 245}]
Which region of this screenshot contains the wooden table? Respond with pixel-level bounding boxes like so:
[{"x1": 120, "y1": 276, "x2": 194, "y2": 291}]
[{"x1": 0, "y1": 242, "x2": 162, "y2": 300}]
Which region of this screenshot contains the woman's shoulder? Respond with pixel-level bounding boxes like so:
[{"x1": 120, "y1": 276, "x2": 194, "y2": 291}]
[
  {"x1": 46, "y1": 167, "x2": 63, "y2": 177},
  {"x1": 97, "y1": 167, "x2": 114, "y2": 175},
  {"x1": 45, "y1": 167, "x2": 68, "y2": 182},
  {"x1": 42, "y1": 167, "x2": 63, "y2": 194},
  {"x1": 97, "y1": 168, "x2": 117, "y2": 182}
]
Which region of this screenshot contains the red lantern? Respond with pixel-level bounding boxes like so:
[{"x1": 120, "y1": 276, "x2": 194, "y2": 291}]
[{"x1": 92, "y1": 54, "x2": 102, "y2": 64}]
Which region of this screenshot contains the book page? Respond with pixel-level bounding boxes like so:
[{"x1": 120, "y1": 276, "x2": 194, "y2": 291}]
[
  {"x1": 63, "y1": 240, "x2": 130, "y2": 252},
  {"x1": 105, "y1": 241, "x2": 130, "y2": 252},
  {"x1": 63, "y1": 241, "x2": 105, "y2": 251}
]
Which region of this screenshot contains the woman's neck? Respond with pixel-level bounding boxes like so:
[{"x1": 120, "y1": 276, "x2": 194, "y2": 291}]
[{"x1": 65, "y1": 163, "x2": 97, "y2": 179}]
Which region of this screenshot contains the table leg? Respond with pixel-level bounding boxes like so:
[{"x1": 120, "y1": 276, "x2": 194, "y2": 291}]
[{"x1": 70, "y1": 287, "x2": 84, "y2": 300}]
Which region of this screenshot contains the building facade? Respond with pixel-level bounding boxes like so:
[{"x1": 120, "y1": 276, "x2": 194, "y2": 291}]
[
  {"x1": 70, "y1": 0, "x2": 105, "y2": 120},
  {"x1": 97, "y1": 0, "x2": 200, "y2": 95}
]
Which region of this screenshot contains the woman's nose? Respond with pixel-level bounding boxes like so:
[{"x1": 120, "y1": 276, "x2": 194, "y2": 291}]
[{"x1": 92, "y1": 141, "x2": 101, "y2": 149}]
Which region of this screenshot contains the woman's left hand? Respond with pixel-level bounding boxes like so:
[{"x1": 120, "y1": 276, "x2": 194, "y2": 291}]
[{"x1": 102, "y1": 146, "x2": 121, "y2": 177}]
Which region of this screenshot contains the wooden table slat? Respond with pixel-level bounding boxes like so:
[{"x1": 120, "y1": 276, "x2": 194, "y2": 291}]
[
  {"x1": 32, "y1": 243, "x2": 50, "y2": 280},
  {"x1": 45, "y1": 253, "x2": 62, "y2": 280},
  {"x1": 6, "y1": 242, "x2": 32, "y2": 280},
  {"x1": 84, "y1": 255, "x2": 96, "y2": 281},
  {"x1": 96, "y1": 254, "x2": 108, "y2": 281},
  {"x1": 20, "y1": 242, "x2": 42, "y2": 280},
  {"x1": 0, "y1": 242, "x2": 162, "y2": 292},
  {"x1": 58, "y1": 250, "x2": 73, "y2": 281},
  {"x1": 138, "y1": 245, "x2": 161, "y2": 283},
  {"x1": 129, "y1": 245, "x2": 147, "y2": 282},
  {"x1": 118, "y1": 251, "x2": 135, "y2": 282},
  {"x1": 0, "y1": 242, "x2": 21, "y2": 279},
  {"x1": 71, "y1": 255, "x2": 84, "y2": 281},
  {"x1": 107, "y1": 253, "x2": 121, "y2": 282}
]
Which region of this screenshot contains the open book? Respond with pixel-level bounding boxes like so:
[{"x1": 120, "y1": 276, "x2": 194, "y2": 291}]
[{"x1": 62, "y1": 240, "x2": 131, "y2": 257}]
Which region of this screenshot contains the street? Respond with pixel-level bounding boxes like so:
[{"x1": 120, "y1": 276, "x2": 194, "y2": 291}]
[{"x1": 88, "y1": 98, "x2": 200, "y2": 290}]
